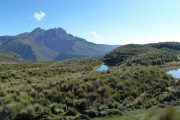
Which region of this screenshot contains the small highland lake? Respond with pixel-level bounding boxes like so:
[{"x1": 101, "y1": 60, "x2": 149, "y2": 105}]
[
  {"x1": 96, "y1": 65, "x2": 109, "y2": 72},
  {"x1": 167, "y1": 68, "x2": 180, "y2": 79}
]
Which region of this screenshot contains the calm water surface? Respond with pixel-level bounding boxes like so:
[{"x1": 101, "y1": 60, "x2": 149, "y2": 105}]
[
  {"x1": 96, "y1": 65, "x2": 109, "y2": 72},
  {"x1": 167, "y1": 69, "x2": 180, "y2": 78}
]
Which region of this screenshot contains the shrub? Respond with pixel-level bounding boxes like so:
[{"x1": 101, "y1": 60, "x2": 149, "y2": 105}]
[{"x1": 14, "y1": 106, "x2": 36, "y2": 120}]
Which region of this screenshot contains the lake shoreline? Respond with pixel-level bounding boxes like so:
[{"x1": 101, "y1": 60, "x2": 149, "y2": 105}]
[
  {"x1": 158, "y1": 61, "x2": 180, "y2": 72},
  {"x1": 160, "y1": 66, "x2": 180, "y2": 72}
]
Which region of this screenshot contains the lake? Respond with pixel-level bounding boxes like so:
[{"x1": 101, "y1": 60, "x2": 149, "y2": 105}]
[
  {"x1": 96, "y1": 65, "x2": 109, "y2": 72},
  {"x1": 167, "y1": 68, "x2": 180, "y2": 79}
]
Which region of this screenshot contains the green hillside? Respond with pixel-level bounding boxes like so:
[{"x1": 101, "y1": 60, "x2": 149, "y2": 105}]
[
  {"x1": 150, "y1": 42, "x2": 180, "y2": 53},
  {"x1": 102, "y1": 43, "x2": 179, "y2": 66}
]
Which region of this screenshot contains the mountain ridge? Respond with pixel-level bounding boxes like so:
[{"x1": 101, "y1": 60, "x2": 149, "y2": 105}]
[{"x1": 0, "y1": 27, "x2": 118, "y2": 61}]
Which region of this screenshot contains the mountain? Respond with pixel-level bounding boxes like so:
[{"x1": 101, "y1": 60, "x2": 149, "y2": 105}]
[
  {"x1": 0, "y1": 27, "x2": 118, "y2": 61},
  {"x1": 102, "y1": 42, "x2": 180, "y2": 66}
]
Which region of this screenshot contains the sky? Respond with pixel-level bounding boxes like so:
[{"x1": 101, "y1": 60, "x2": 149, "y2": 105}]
[{"x1": 0, "y1": 0, "x2": 180, "y2": 45}]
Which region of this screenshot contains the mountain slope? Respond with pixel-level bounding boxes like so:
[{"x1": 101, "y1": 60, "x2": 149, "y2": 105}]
[
  {"x1": 55, "y1": 39, "x2": 118, "y2": 60},
  {"x1": 0, "y1": 27, "x2": 118, "y2": 61},
  {"x1": 0, "y1": 33, "x2": 60, "y2": 61},
  {"x1": 0, "y1": 50, "x2": 20, "y2": 62},
  {"x1": 29, "y1": 28, "x2": 118, "y2": 60},
  {"x1": 0, "y1": 37, "x2": 36, "y2": 61}
]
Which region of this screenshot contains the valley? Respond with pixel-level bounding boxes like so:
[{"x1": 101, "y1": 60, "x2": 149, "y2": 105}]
[
  {"x1": 0, "y1": 42, "x2": 179, "y2": 120},
  {"x1": 1, "y1": 1, "x2": 180, "y2": 120}
]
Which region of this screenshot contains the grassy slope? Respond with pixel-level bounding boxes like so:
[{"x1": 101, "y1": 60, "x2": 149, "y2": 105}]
[
  {"x1": 93, "y1": 109, "x2": 148, "y2": 120},
  {"x1": 0, "y1": 59, "x2": 179, "y2": 120}
]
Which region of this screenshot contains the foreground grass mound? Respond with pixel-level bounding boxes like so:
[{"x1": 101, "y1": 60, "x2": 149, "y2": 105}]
[{"x1": 0, "y1": 59, "x2": 179, "y2": 119}]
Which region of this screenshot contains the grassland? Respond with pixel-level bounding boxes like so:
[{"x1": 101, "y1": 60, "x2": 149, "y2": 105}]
[{"x1": 0, "y1": 58, "x2": 179, "y2": 120}]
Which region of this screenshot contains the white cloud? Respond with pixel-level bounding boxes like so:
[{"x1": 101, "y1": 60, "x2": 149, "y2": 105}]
[
  {"x1": 89, "y1": 31, "x2": 180, "y2": 45},
  {"x1": 89, "y1": 32, "x2": 98, "y2": 37},
  {"x1": 89, "y1": 31, "x2": 119, "y2": 45},
  {"x1": 89, "y1": 31, "x2": 104, "y2": 40},
  {"x1": 33, "y1": 11, "x2": 46, "y2": 21},
  {"x1": 120, "y1": 33, "x2": 180, "y2": 45}
]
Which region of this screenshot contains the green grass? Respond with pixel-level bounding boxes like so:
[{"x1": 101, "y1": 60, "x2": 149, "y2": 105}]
[
  {"x1": 93, "y1": 109, "x2": 146, "y2": 120},
  {"x1": 0, "y1": 58, "x2": 179, "y2": 120},
  {"x1": 93, "y1": 106, "x2": 180, "y2": 120}
]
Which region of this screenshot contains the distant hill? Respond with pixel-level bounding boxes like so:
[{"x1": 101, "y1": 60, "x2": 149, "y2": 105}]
[
  {"x1": 149, "y1": 42, "x2": 180, "y2": 53},
  {"x1": 102, "y1": 42, "x2": 180, "y2": 66},
  {"x1": 0, "y1": 27, "x2": 118, "y2": 61}
]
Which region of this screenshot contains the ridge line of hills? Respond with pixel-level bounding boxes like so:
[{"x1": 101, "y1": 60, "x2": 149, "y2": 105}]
[{"x1": 102, "y1": 42, "x2": 180, "y2": 66}]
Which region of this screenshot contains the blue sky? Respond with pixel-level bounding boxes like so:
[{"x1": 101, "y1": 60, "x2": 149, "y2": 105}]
[{"x1": 0, "y1": 0, "x2": 180, "y2": 45}]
